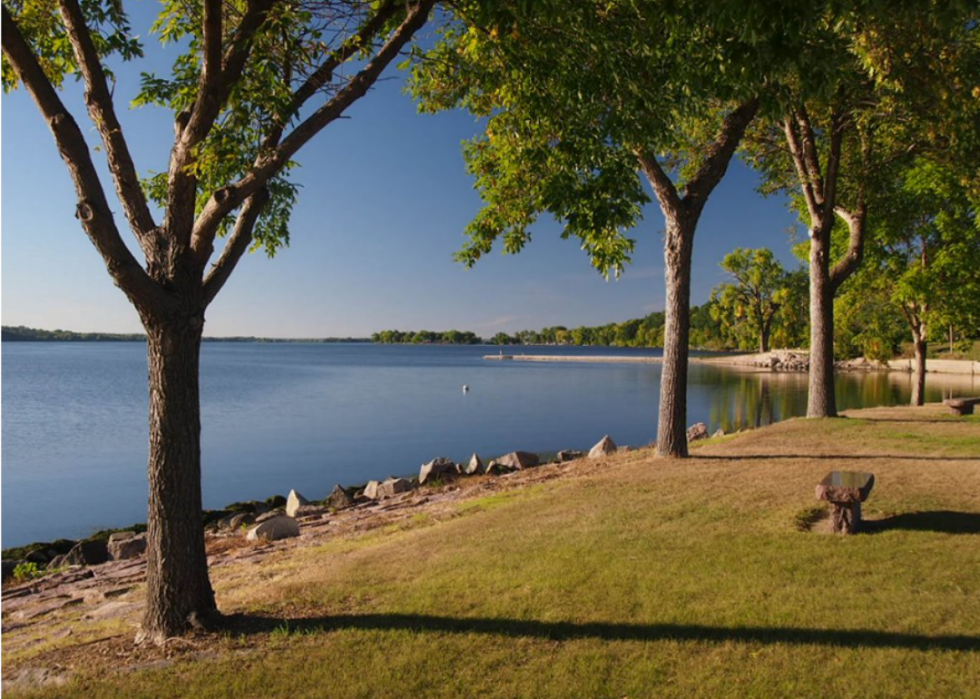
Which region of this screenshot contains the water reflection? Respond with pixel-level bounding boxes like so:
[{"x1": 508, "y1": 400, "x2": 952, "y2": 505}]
[{"x1": 692, "y1": 365, "x2": 979, "y2": 434}]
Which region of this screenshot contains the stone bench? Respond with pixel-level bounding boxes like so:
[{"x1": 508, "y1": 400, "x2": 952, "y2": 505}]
[
  {"x1": 816, "y1": 471, "x2": 875, "y2": 534},
  {"x1": 943, "y1": 397, "x2": 980, "y2": 416}
]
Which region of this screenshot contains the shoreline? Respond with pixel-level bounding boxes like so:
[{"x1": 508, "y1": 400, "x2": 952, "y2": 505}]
[{"x1": 486, "y1": 350, "x2": 980, "y2": 375}]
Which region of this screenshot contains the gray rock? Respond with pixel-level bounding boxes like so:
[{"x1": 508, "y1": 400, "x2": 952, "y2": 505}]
[
  {"x1": 286, "y1": 489, "x2": 310, "y2": 517},
  {"x1": 293, "y1": 505, "x2": 328, "y2": 518},
  {"x1": 493, "y1": 451, "x2": 540, "y2": 470},
  {"x1": 463, "y1": 453, "x2": 484, "y2": 475},
  {"x1": 108, "y1": 531, "x2": 136, "y2": 543},
  {"x1": 64, "y1": 540, "x2": 109, "y2": 566},
  {"x1": 108, "y1": 534, "x2": 147, "y2": 561},
  {"x1": 712, "y1": 428, "x2": 726, "y2": 439},
  {"x1": 420, "y1": 457, "x2": 456, "y2": 485},
  {"x1": 588, "y1": 435, "x2": 617, "y2": 458},
  {"x1": 47, "y1": 555, "x2": 68, "y2": 570},
  {"x1": 228, "y1": 513, "x2": 256, "y2": 530},
  {"x1": 557, "y1": 449, "x2": 585, "y2": 462},
  {"x1": 256, "y1": 508, "x2": 285, "y2": 523},
  {"x1": 686, "y1": 422, "x2": 709, "y2": 442},
  {"x1": 326, "y1": 484, "x2": 355, "y2": 510},
  {"x1": 246, "y1": 516, "x2": 300, "y2": 542},
  {"x1": 378, "y1": 477, "x2": 413, "y2": 499}
]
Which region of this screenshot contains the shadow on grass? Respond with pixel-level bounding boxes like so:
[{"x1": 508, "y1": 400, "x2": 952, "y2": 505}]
[
  {"x1": 223, "y1": 612, "x2": 980, "y2": 652},
  {"x1": 864, "y1": 511, "x2": 980, "y2": 535}
]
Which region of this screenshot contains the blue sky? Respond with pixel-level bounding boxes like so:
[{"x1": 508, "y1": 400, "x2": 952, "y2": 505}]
[{"x1": 1, "y1": 10, "x2": 803, "y2": 338}]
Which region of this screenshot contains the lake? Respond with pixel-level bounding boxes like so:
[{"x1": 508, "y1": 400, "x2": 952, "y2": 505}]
[{"x1": 2, "y1": 342, "x2": 976, "y2": 547}]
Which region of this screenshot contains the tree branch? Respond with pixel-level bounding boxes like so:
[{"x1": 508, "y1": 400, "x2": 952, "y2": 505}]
[
  {"x1": 202, "y1": 189, "x2": 271, "y2": 306},
  {"x1": 782, "y1": 114, "x2": 821, "y2": 227},
  {"x1": 2, "y1": 7, "x2": 166, "y2": 310},
  {"x1": 635, "y1": 150, "x2": 682, "y2": 219},
  {"x1": 261, "y1": 0, "x2": 403, "y2": 150},
  {"x1": 56, "y1": 0, "x2": 157, "y2": 249},
  {"x1": 190, "y1": 0, "x2": 435, "y2": 248},
  {"x1": 167, "y1": 0, "x2": 277, "y2": 245},
  {"x1": 682, "y1": 97, "x2": 760, "y2": 211}
]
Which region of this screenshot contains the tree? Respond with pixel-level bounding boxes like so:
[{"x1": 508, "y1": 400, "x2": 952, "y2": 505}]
[
  {"x1": 711, "y1": 248, "x2": 791, "y2": 352},
  {"x1": 743, "y1": 1, "x2": 980, "y2": 416},
  {"x1": 871, "y1": 159, "x2": 979, "y2": 404},
  {"x1": 2, "y1": 0, "x2": 436, "y2": 643},
  {"x1": 410, "y1": 0, "x2": 831, "y2": 455}
]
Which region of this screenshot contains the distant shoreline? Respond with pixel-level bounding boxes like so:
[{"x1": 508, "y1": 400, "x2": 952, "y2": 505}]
[{"x1": 487, "y1": 351, "x2": 980, "y2": 376}]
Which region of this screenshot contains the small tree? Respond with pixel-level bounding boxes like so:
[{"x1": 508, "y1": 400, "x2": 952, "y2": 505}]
[
  {"x1": 3, "y1": 0, "x2": 436, "y2": 643},
  {"x1": 711, "y1": 248, "x2": 791, "y2": 353}
]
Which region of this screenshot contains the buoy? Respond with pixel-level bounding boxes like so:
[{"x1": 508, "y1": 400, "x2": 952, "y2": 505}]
[{"x1": 462, "y1": 384, "x2": 470, "y2": 393}]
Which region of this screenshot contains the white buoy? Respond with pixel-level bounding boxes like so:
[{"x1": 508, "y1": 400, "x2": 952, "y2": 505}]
[{"x1": 462, "y1": 384, "x2": 470, "y2": 393}]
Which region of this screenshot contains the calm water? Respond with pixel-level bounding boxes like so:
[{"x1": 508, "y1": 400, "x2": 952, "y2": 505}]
[{"x1": 2, "y1": 342, "x2": 976, "y2": 547}]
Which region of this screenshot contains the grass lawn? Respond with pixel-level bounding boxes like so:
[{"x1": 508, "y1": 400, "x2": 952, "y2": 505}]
[{"x1": 4, "y1": 405, "x2": 979, "y2": 698}]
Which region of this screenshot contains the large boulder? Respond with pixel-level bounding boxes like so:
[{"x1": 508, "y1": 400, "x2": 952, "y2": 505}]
[
  {"x1": 256, "y1": 509, "x2": 285, "y2": 523},
  {"x1": 246, "y1": 516, "x2": 300, "y2": 542},
  {"x1": 326, "y1": 484, "x2": 355, "y2": 510},
  {"x1": 378, "y1": 477, "x2": 413, "y2": 499},
  {"x1": 492, "y1": 451, "x2": 540, "y2": 470},
  {"x1": 588, "y1": 436, "x2": 617, "y2": 458},
  {"x1": 420, "y1": 457, "x2": 456, "y2": 485},
  {"x1": 462, "y1": 453, "x2": 484, "y2": 475},
  {"x1": 557, "y1": 449, "x2": 584, "y2": 462},
  {"x1": 686, "y1": 423, "x2": 709, "y2": 442},
  {"x1": 286, "y1": 489, "x2": 310, "y2": 517},
  {"x1": 363, "y1": 480, "x2": 382, "y2": 500},
  {"x1": 108, "y1": 533, "x2": 147, "y2": 561},
  {"x1": 2, "y1": 559, "x2": 23, "y2": 582},
  {"x1": 64, "y1": 540, "x2": 109, "y2": 567}
]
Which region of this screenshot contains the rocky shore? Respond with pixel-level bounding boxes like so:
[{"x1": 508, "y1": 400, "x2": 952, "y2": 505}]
[{"x1": 1, "y1": 421, "x2": 737, "y2": 599}]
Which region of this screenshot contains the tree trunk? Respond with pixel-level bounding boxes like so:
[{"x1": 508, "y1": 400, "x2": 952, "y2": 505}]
[
  {"x1": 808, "y1": 230, "x2": 837, "y2": 417},
  {"x1": 759, "y1": 314, "x2": 772, "y2": 354},
  {"x1": 657, "y1": 218, "x2": 694, "y2": 457},
  {"x1": 137, "y1": 312, "x2": 216, "y2": 644},
  {"x1": 911, "y1": 329, "x2": 927, "y2": 407}
]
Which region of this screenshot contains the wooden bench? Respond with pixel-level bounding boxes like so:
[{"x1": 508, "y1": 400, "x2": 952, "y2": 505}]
[
  {"x1": 944, "y1": 397, "x2": 980, "y2": 416},
  {"x1": 816, "y1": 471, "x2": 875, "y2": 534}
]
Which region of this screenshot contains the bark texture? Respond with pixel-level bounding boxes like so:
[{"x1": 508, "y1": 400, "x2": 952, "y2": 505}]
[
  {"x1": 807, "y1": 229, "x2": 837, "y2": 417},
  {"x1": 658, "y1": 217, "x2": 695, "y2": 457},
  {"x1": 138, "y1": 313, "x2": 216, "y2": 644}
]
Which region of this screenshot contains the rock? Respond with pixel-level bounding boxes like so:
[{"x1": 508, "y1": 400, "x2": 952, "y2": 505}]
[
  {"x1": 108, "y1": 531, "x2": 135, "y2": 543},
  {"x1": 286, "y1": 489, "x2": 310, "y2": 517},
  {"x1": 63, "y1": 540, "x2": 109, "y2": 567},
  {"x1": 420, "y1": 457, "x2": 456, "y2": 485},
  {"x1": 363, "y1": 480, "x2": 382, "y2": 500},
  {"x1": 557, "y1": 449, "x2": 584, "y2": 462},
  {"x1": 228, "y1": 513, "x2": 256, "y2": 530},
  {"x1": 47, "y1": 555, "x2": 67, "y2": 570},
  {"x1": 462, "y1": 453, "x2": 484, "y2": 475},
  {"x1": 108, "y1": 534, "x2": 147, "y2": 561},
  {"x1": 377, "y1": 477, "x2": 413, "y2": 499},
  {"x1": 493, "y1": 451, "x2": 540, "y2": 470},
  {"x1": 588, "y1": 436, "x2": 617, "y2": 458},
  {"x1": 255, "y1": 509, "x2": 285, "y2": 523},
  {"x1": 712, "y1": 428, "x2": 726, "y2": 439},
  {"x1": 246, "y1": 516, "x2": 300, "y2": 542},
  {"x1": 686, "y1": 423, "x2": 709, "y2": 442},
  {"x1": 326, "y1": 484, "x2": 355, "y2": 510},
  {"x1": 293, "y1": 505, "x2": 327, "y2": 518}
]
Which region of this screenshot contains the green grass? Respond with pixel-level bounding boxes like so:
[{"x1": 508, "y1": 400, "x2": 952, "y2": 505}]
[{"x1": 5, "y1": 405, "x2": 980, "y2": 698}]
